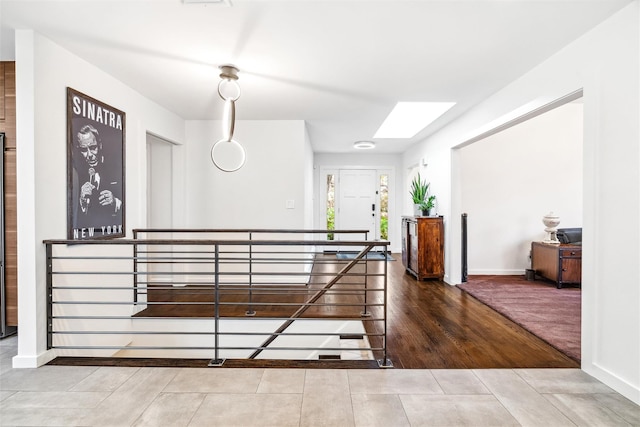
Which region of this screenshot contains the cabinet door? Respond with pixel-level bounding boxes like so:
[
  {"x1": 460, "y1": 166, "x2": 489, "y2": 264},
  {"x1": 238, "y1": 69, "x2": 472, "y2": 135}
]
[
  {"x1": 418, "y1": 219, "x2": 443, "y2": 278},
  {"x1": 560, "y1": 258, "x2": 582, "y2": 283}
]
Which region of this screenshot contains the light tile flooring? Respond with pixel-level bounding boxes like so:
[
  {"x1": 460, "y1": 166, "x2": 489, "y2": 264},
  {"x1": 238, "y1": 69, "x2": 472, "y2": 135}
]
[{"x1": 1, "y1": 336, "x2": 638, "y2": 426}]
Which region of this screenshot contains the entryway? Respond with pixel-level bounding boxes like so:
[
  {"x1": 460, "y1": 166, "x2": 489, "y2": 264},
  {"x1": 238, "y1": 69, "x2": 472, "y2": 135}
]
[{"x1": 320, "y1": 167, "x2": 392, "y2": 243}]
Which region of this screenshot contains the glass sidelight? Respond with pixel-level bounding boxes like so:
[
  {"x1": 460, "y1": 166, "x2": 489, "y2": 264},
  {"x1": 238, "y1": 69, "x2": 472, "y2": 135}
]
[
  {"x1": 379, "y1": 174, "x2": 388, "y2": 240},
  {"x1": 326, "y1": 174, "x2": 335, "y2": 240}
]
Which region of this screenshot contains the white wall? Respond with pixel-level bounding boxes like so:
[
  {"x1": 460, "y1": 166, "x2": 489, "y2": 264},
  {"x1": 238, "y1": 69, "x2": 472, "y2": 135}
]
[
  {"x1": 460, "y1": 102, "x2": 583, "y2": 274},
  {"x1": 184, "y1": 120, "x2": 308, "y2": 229},
  {"x1": 314, "y1": 152, "x2": 402, "y2": 251},
  {"x1": 14, "y1": 30, "x2": 185, "y2": 367},
  {"x1": 404, "y1": 2, "x2": 639, "y2": 403}
]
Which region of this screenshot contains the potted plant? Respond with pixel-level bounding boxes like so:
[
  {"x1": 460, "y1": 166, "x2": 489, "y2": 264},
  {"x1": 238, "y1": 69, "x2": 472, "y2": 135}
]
[
  {"x1": 409, "y1": 173, "x2": 429, "y2": 216},
  {"x1": 418, "y1": 195, "x2": 436, "y2": 216},
  {"x1": 420, "y1": 194, "x2": 436, "y2": 216}
]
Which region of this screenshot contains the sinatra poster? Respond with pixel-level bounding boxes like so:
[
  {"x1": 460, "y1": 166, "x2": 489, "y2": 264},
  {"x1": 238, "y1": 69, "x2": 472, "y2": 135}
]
[{"x1": 67, "y1": 88, "x2": 125, "y2": 240}]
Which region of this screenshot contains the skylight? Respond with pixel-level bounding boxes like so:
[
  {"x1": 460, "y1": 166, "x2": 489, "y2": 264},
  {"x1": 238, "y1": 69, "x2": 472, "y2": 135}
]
[{"x1": 374, "y1": 102, "x2": 456, "y2": 139}]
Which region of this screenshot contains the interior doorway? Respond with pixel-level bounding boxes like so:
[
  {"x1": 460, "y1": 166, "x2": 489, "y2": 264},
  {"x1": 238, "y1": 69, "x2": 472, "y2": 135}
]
[
  {"x1": 451, "y1": 91, "x2": 584, "y2": 365},
  {"x1": 145, "y1": 134, "x2": 175, "y2": 287},
  {"x1": 458, "y1": 96, "x2": 583, "y2": 276},
  {"x1": 450, "y1": 89, "x2": 584, "y2": 284},
  {"x1": 146, "y1": 134, "x2": 174, "y2": 228}
]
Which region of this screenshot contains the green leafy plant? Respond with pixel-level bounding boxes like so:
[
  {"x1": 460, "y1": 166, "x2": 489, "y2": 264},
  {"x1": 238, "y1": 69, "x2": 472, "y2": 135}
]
[
  {"x1": 409, "y1": 173, "x2": 429, "y2": 205},
  {"x1": 419, "y1": 195, "x2": 436, "y2": 214},
  {"x1": 426, "y1": 194, "x2": 436, "y2": 209}
]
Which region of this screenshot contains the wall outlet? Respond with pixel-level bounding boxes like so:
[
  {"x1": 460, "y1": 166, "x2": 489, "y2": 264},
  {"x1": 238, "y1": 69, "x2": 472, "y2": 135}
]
[{"x1": 286, "y1": 200, "x2": 295, "y2": 209}]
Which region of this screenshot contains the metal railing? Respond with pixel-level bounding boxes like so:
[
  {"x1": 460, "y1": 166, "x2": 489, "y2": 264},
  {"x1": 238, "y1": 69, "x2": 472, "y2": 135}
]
[{"x1": 44, "y1": 230, "x2": 391, "y2": 366}]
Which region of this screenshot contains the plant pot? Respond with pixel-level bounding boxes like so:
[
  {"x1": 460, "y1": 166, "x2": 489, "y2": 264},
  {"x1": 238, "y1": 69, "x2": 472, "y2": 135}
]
[{"x1": 414, "y1": 204, "x2": 422, "y2": 216}]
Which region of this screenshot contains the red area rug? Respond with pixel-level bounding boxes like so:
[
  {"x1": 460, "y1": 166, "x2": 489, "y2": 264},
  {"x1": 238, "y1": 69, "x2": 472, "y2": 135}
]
[{"x1": 457, "y1": 275, "x2": 581, "y2": 362}]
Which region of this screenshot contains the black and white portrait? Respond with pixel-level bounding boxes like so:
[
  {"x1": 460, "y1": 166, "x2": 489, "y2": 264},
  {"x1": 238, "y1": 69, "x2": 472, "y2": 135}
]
[{"x1": 67, "y1": 88, "x2": 125, "y2": 240}]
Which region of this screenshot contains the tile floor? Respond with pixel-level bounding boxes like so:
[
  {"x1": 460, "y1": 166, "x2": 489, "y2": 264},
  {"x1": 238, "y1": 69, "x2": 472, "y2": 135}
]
[{"x1": 1, "y1": 335, "x2": 638, "y2": 426}]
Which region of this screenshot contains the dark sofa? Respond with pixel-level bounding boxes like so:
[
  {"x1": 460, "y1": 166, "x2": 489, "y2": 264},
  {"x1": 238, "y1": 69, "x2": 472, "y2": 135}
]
[{"x1": 557, "y1": 228, "x2": 582, "y2": 245}]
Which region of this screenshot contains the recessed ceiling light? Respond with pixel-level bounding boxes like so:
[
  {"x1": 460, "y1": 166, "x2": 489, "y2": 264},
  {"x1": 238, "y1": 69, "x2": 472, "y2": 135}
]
[
  {"x1": 183, "y1": 0, "x2": 232, "y2": 5},
  {"x1": 354, "y1": 140, "x2": 375, "y2": 149},
  {"x1": 374, "y1": 102, "x2": 456, "y2": 139}
]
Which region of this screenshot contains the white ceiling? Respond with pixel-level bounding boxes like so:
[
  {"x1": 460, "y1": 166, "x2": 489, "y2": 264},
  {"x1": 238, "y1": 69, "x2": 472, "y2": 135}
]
[{"x1": 0, "y1": 0, "x2": 631, "y2": 153}]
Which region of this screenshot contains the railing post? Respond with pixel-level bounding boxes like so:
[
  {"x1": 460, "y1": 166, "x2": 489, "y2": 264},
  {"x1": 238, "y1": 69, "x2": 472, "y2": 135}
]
[
  {"x1": 361, "y1": 247, "x2": 371, "y2": 317},
  {"x1": 209, "y1": 243, "x2": 225, "y2": 366},
  {"x1": 46, "y1": 243, "x2": 53, "y2": 350},
  {"x1": 462, "y1": 213, "x2": 468, "y2": 283},
  {"x1": 361, "y1": 231, "x2": 371, "y2": 317},
  {"x1": 246, "y1": 232, "x2": 255, "y2": 316},
  {"x1": 378, "y1": 242, "x2": 393, "y2": 368},
  {"x1": 133, "y1": 230, "x2": 138, "y2": 303}
]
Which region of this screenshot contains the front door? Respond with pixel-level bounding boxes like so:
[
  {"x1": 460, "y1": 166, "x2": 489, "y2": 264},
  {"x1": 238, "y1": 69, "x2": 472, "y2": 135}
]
[{"x1": 337, "y1": 169, "x2": 376, "y2": 240}]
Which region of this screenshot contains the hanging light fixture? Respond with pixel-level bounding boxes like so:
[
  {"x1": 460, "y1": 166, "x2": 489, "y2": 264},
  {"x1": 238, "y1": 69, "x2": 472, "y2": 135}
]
[{"x1": 211, "y1": 64, "x2": 246, "y2": 172}]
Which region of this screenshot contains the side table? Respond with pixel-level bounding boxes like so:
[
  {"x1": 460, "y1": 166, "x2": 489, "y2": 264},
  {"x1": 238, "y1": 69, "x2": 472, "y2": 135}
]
[{"x1": 531, "y1": 241, "x2": 582, "y2": 288}]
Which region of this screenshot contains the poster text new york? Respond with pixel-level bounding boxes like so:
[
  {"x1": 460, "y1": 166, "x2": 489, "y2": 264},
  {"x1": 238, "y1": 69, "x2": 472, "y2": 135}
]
[{"x1": 73, "y1": 224, "x2": 123, "y2": 239}]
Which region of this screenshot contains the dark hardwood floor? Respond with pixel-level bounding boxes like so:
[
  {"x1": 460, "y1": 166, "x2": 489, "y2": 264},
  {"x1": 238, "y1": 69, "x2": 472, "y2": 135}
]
[
  {"x1": 52, "y1": 254, "x2": 579, "y2": 369},
  {"x1": 380, "y1": 258, "x2": 578, "y2": 368}
]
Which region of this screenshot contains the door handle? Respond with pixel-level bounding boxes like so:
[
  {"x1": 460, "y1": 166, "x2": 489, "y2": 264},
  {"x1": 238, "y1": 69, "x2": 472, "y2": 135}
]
[{"x1": 372, "y1": 204, "x2": 375, "y2": 211}]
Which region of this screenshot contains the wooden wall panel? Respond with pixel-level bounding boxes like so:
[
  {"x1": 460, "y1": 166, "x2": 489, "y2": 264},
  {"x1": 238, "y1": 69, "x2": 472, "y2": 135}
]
[
  {"x1": 0, "y1": 63, "x2": 5, "y2": 120},
  {"x1": 1, "y1": 61, "x2": 17, "y2": 326},
  {"x1": 1, "y1": 62, "x2": 16, "y2": 147},
  {"x1": 4, "y1": 151, "x2": 17, "y2": 325}
]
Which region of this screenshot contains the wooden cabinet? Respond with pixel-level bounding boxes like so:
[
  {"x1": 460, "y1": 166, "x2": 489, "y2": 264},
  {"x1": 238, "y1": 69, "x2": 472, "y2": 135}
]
[
  {"x1": 531, "y1": 241, "x2": 582, "y2": 288},
  {"x1": 401, "y1": 216, "x2": 444, "y2": 280}
]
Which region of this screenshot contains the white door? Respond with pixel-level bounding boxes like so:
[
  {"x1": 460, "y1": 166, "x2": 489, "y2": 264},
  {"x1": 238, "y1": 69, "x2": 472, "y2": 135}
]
[{"x1": 337, "y1": 169, "x2": 377, "y2": 240}]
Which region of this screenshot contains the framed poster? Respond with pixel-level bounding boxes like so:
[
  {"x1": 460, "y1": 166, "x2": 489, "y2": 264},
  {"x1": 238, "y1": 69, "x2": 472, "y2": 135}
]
[{"x1": 67, "y1": 88, "x2": 125, "y2": 240}]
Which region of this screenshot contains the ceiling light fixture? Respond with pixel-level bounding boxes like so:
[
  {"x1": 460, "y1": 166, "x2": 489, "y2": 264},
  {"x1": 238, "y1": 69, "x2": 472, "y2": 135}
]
[
  {"x1": 354, "y1": 140, "x2": 375, "y2": 149},
  {"x1": 211, "y1": 64, "x2": 246, "y2": 172},
  {"x1": 183, "y1": 0, "x2": 232, "y2": 5},
  {"x1": 374, "y1": 102, "x2": 456, "y2": 139}
]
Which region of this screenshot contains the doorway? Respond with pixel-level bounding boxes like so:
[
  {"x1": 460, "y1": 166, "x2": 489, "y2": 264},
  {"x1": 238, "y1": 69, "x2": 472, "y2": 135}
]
[
  {"x1": 146, "y1": 134, "x2": 174, "y2": 228},
  {"x1": 337, "y1": 169, "x2": 376, "y2": 239},
  {"x1": 458, "y1": 97, "x2": 583, "y2": 276},
  {"x1": 320, "y1": 167, "x2": 392, "y2": 244},
  {"x1": 452, "y1": 92, "x2": 583, "y2": 364},
  {"x1": 145, "y1": 134, "x2": 175, "y2": 287}
]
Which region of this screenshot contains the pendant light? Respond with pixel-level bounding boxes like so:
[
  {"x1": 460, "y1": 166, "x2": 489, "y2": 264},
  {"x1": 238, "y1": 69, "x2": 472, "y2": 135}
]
[{"x1": 211, "y1": 64, "x2": 246, "y2": 172}]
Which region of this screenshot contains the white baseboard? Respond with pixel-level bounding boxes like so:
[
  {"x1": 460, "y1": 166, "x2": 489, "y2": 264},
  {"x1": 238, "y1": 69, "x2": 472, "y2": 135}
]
[
  {"x1": 12, "y1": 349, "x2": 56, "y2": 368},
  {"x1": 583, "y1": 363, "x2": 640, "y2": 405},
  {"x1": 467, "y1": 269, "x2": 525, "y2": 276}
]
